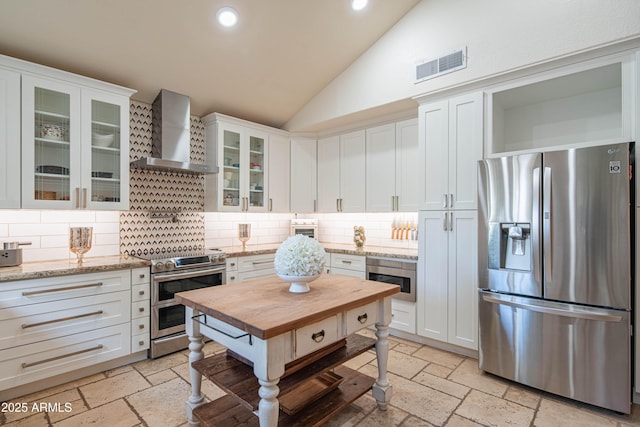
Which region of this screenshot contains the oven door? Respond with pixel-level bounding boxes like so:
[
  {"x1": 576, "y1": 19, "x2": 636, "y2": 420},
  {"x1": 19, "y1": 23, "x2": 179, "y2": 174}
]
[
  {"x1": 366, "y1": 265, "x2": 416, "y2": 302},
  {"x1": 151, "y1": 266, "x2": 226, "y2": 338}
]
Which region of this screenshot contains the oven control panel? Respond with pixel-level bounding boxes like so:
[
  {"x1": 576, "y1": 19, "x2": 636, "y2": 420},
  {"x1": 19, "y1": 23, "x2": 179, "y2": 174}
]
[{"x1": 151, "y1": 252, "x2": 226, "y2": 273}]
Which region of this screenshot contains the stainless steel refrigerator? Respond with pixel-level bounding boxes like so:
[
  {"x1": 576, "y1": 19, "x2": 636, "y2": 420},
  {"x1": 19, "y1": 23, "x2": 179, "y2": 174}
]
[{"x1": 477, "y1": 142, "x2": 634, "y2": 414}]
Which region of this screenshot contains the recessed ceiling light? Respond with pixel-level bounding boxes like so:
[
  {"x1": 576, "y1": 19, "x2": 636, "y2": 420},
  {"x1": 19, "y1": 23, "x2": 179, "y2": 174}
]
[
  {"x1": 216, "y1": 6, "x2": 238, "y2": 27},
  {"x1": 351, "y1": 0, "x2": 368, "y2": 11}
]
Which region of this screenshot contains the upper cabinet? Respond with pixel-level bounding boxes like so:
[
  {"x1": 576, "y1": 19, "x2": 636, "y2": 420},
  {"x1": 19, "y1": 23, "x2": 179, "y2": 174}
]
[
  {"x1": 317, "y1": 130, "x2": 366, "y2": 212},
  {"x1": 0, "y1": 67, "x2": 20, "y2": 208},
  {"x1": 290, "y1": 136, "x2": 317, "y2": 213},
  {"x1": 1, "y1": 54, "x2": 135, "y2": 210},
  {"x1": 203, "y1": 113, "x2": 289, "y2": 212},
  {"x1": 486, "y1": 53, "x2": 636, "y2": 156},
  {"x1": 365, "y1": 118, "x2": 419, "y2": 212},
  {"x1": 418, "y1": 92, "x2": 483, "y2": 211}
]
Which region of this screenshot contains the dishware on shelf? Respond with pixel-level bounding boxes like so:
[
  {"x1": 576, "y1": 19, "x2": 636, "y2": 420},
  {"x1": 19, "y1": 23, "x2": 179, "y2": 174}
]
[
  {"x1": 40, "y1": 124, "x2": 67, "y2": 140},
  {"x1": 238, "y1": 223, "x2": 251, "y2": 251},
  {"x1": 92, "y1": 132, "x2": 114, "y2": 147},
  {"x1": 69, "y1": 226, "x2": 93, "y2": 264}
]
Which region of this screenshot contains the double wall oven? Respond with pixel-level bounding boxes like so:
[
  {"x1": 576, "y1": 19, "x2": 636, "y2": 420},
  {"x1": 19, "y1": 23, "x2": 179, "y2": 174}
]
[{"x1": 148, "y1": 250, "x2": 226, "y2": 358}]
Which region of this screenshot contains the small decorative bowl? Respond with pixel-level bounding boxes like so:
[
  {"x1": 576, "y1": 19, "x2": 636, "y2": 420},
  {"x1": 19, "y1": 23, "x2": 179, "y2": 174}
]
[
  {"x1": 92, "y1": 133, "x2": 114, "y2": 147},
  {"x1": 41, "y1": 124, "x2": 67, "y2": 140}
]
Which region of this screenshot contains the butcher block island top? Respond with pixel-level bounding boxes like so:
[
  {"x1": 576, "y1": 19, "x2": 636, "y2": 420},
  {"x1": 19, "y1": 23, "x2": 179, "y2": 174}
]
[
  {"x1": 177, "y1": 274, "x2": 399, "y2": 427},
  {"x1": 175, "y1": 273, "x2": 399, "y2": 339}
]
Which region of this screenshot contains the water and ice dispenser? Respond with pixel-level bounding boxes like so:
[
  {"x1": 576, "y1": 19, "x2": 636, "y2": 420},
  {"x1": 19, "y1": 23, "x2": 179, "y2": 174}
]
[{"x1": 487, "y1": 222, "x2": 532, "y2": 272}]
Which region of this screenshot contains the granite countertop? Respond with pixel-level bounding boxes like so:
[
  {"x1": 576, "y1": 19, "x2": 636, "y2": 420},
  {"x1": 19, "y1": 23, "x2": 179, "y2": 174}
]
[
  {"x1": 221, "y1": 242, "x2": 418, "y2": 261},
  {"x1": 0, "y1": 255, "x2": 150, "y2": 283}
]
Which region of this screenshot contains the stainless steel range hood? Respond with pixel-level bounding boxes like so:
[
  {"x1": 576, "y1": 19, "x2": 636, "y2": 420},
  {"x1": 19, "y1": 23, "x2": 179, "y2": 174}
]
[{"x1": 130, "y1": 89, "x2": 218, "y2": 174}]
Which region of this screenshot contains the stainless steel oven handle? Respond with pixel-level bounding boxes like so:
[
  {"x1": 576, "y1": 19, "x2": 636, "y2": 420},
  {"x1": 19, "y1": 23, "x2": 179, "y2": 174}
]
[{"x1": 152, "y1": 266, "x2": 226, "y2": 282}]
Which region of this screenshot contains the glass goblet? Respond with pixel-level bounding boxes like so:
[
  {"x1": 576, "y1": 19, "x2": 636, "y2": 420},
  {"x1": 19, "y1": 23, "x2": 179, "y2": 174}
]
[{"x1": 69, "y1": 227, "x2": 93, "y2": 264}]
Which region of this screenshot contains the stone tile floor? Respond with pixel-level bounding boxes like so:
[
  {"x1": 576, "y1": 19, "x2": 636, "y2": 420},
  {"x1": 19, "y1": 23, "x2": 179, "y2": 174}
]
[{"x1": 2, "y1": 331, "x2": 640, "y2": 426}]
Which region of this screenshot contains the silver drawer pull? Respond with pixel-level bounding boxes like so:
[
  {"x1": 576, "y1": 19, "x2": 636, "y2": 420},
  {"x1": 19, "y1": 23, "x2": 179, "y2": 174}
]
[
  {"x1": 357, "y1": 313, "x2": 368, "y2": 324},
  {"x1": 139, "y1": 274, "x2": 146, "y2": 279},
  {"x1": 22, "y1": 310, "x2": 104, "y2": 329},
  {"x1": 252, "y1": 260, "x2": 272, "y2": 265},
  {"x1": 138, "y1": 340, "x2": 145, "y2": 346},
  {"x1": 138, "y1": 290, "x2": 145, "y2": 296},
  {"x1": 341, "y1": 260, "x2": 352, "y2": 264},
  {"x1": 22, "y1": 344, "x2": 103, "y2": 369},
  {"x1": 311, "y1": 330, "x2": 325, "y2": 343},
  {"x1": 139, "y1": 324, "x2": 145, "y2": 329},
  {"x1": 139, "y1": 307, "x2": 145, "y2": 313},
  {"x1": 22, "y1": 282, "x2": 103, "y2": 297}
]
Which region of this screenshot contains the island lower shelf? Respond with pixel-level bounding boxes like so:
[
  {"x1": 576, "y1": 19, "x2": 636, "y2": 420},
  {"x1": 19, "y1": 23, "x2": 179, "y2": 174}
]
[{"x1": 191, "y1": 334, "x2": 377, "y2": 426}]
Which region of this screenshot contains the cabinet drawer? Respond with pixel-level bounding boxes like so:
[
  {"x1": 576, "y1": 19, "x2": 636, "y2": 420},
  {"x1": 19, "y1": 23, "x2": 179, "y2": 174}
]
[
  {"x1": 226, "y1": 257, "x2": 238, "y2": 272},
  {"x1": 131, "y1": 267, "x2": 150, "y2": 285},
  {"x1": 237, "y1": 254, "x2": 275, "y2": 273},
  {"x1": 0, "y1": 291, "x2": 130, "y2": 349},
  {"x1": 345, "y1": 302, "x2": 377, "y2": 335},
  {"x1": 131, "y1": 300, "x2": 149, "y2": 319},
  {"x1": 0, "y1": 270, "x2": 131, "y2": 308},
  {"x1": 295, "y1": 316, "x2": 339, "y2": 358},
  {"x1": 131, "y1": 316, "x2": 149, "y2": 335},
  {"x1": 0, "y1": 323, "x2": 130, "y2": 391},
  {"x1": 132, "y1": 283, "x2": 150, "y2": 302},
  {"x1": 330, "y1": 253, "x2": 365, "y2": 272},
  {"x1": 238, "y1": 269, "x2": 275, "y2": 282},
  {"x1": 132, "y1": 333, "x2": 149, "y2": 352}
]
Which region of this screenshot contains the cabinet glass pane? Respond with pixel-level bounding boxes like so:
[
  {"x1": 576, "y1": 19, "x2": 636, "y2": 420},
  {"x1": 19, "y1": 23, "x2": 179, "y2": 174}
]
[
  {"x1": 222, "y1": 129, "x2": 241, "y2": 207},
  {"x1": 91, "y1": 100, "x2": 121, "y2": 203},
  {"x1": 249, "y1": 135, "x2": 265, "y2": 208},
  {"x1": 33, "y1": 87, "x2": 71, "y2": 201}
]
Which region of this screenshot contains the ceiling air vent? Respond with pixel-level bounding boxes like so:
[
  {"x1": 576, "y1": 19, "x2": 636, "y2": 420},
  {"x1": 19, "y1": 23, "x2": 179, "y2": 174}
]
[{"x1": 415, "y1": 47, "x2": 467, "y2": 84}]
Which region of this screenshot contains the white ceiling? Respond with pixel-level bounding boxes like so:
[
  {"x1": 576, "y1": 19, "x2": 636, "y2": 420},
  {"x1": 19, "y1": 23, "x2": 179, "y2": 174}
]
[{"x1": 0, "y1": 0, "x2": 421, "y2": 129}]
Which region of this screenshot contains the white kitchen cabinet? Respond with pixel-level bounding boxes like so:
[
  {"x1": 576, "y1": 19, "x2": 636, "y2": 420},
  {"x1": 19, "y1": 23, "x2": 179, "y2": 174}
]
[
  {"x1": 390, "y1": 299, "x2": 416, "y2": 334},
  {"x1": 487, "y1": 53, "x2": 635, "y2": 157},
  {"x1": 417, "y1": 210, "x2": 477, "y2": 350},
  {"x1": 18, "y1": 70, "x2": 132, "y2": 210},
  {"x1": 365, "y1": 118, "x2": 419, "y2": 212},
  {"x1": 131, "y1": 267, "x2": 150, "y2": 352},
  {"x1": 290, "y1": 136, "x2": 317, "y2": 213},
  {"x1": 317, "y1": 130, "x2": 365, "y2": 212},
  {"x1": 0, "y1": 269, "x2": 137, "y2": 393},
  {"x1": 0, "y1": 67, "x2": 20, "y2": 208},
  {"x1": 327, "y1": 253, "x2": 365, "y2": 279},
  {"x1": 267, "y1": 133, "x2": 290, "y2": 212},
  {"x1": 418, "y1": 92, "x2": 483, "y2": 211},
  {"x1": 235, "y1": 253, "x2": 275, "y2": 281},
  {"x1": 204, "y1": 113, "x2": 288, "y2": 213}
]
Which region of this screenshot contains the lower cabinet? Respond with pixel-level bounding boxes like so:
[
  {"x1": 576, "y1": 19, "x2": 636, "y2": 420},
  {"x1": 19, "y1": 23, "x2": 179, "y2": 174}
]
[
  {"x1": 0, "y1": 268, "x2": 145, "y2": 394},
  {"x1": 417, "y1": 210, "x2": 478, "y2": 350},
  {"x1": 327, "y1": 253, "x2": 365, "y2": 279},
  {"x1": 226, "y1": 253, "x2": 276, "y2": 284},
  {"x1": 390, "y1": 299, "x2": 416, "y2": 334}
]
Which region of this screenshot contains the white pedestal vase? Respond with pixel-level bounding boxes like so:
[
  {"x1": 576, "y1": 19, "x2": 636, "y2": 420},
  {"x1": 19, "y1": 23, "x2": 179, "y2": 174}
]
[{"x1": 277, "y1": 274, "x2": 320, "y2": 293}]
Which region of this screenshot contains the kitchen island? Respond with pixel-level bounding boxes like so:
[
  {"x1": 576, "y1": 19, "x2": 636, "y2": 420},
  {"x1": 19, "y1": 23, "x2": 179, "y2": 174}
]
[{"x1": 176, "y1": 274, "x2": 399, "y2": 426}]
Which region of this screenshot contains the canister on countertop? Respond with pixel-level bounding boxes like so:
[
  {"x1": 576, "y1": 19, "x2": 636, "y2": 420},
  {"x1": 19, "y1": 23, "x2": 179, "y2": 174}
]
[{"x1": 0, "y1": 242, "x2": 32, "y2": 267}]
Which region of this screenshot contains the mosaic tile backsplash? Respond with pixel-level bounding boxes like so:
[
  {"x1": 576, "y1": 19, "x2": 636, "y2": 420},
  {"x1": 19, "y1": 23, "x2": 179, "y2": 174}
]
[{"x1": 120, "y1": 101, "x2": 206, "y2": 258}]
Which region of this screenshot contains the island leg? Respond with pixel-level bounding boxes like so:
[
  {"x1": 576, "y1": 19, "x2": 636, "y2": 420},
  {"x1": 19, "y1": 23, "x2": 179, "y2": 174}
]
[
  {"x1": 372, "y1": 298, "x2": 393, "y2": 410},
  {"x1": 185, "y1": 307, "x2": 206, "y2": 426},
  {"x1": 252, "y1": 335, "x2": 286, "y2": 427}
]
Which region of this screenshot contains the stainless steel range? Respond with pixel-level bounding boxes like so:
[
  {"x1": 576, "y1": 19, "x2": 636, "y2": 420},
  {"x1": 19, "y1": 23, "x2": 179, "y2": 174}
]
[{"x1": 146, "y1": 250, "x2": 226, "y2": 358}]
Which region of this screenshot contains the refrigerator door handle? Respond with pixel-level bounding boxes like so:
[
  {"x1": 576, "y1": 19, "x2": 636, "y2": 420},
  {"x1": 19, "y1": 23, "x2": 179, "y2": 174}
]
[
  {"x1": 532, "y1": 167, "x2": 541, "y2": 284},
  {"x1": 543, "y1": 166, "x2": 552, "y2": 283},
  {"x1": 481, "y1": 293, "x2": 623, "y2": 323}
]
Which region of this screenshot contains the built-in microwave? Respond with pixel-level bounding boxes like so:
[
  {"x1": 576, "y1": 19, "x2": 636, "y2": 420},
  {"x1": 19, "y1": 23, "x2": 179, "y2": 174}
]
[{"x1": 290, "y1": 218, "x2": 318, "y2": 239}]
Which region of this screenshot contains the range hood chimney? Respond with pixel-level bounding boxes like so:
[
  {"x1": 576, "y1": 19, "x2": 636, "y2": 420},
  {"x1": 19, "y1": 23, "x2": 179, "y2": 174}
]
[{"x1": 130, "y1": 89, "x2": 218, "y2": 174}]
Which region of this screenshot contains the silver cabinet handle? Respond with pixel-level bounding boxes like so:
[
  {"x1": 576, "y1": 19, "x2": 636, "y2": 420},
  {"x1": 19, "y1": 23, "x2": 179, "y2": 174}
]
[
  {"x1": 391, "y1": 196, "x2": 395, "y2": 211},
  {"x1": 22, "y1": 282, "x2": 103, "y2": 296},
  {"x1": 138, "y1": 290, "x2": 145, "y2": 296},
  {"x1": 449, "y1": 212, "x2": 453, "y2": 231},
  {"x1": 357, "y1": 313, "x2": 368, "y2": 324},
  {"x1": 313, "y1": 199, "x2": 317, "y2": 212},
  {"x1": 139, "y1": 273, "x2": 146, "y2": 279},
  {"x1": 450, "y1": 193, "x2": 453, "y2": 208},
  {"x1": 139, "y1": 307, "x2": 145, "y2": 313},
  {"x1": 22, "y1": 344, "x2": 103, "y2": 369},
  {"x1": 341, "y1": 260, "x2": 352, "y2": 264},
  {"x1": 269, "y1": 198, "x2": 273, "y2": 212},
  {"x1": 83, "y1": 188, "x2": 87, "y2": 209},
  {"x1": 22, "y1": 310, "x2": 103, "y2": 329},
  {"x1": 138, "y1": 323, "x2": 145, "y2": 330},
  {"x1": 75, "y1": 187, "x2": 81, "y2": 209},
  {"x1": 442, "y1": 212, "x2": 448, "y2": 231},
  {"x1": 252, "y1": 260, "x2": 272, "y2": 265},
  {"x1": 336, "y1": 198, "x2": 340, "y2": 212},
  {"x1": 443, "y1": 193, "x2": 448, "y2": 208},
  {"x1": 138, "y1": 340, "x2": 145, "y2": 346},
  {"x1": 311, "y1": 330, "x2": 325, "y2": 343}
]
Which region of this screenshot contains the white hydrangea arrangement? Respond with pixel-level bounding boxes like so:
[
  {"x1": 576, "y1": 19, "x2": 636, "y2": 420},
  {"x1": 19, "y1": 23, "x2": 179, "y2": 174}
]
[{"x1": 274, "y1": 234, "x2": 326, "y2": 277}]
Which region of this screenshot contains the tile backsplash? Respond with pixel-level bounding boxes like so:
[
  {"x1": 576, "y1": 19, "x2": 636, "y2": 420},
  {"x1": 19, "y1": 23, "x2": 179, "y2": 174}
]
[{"x1": 0, "y1": 210, "x2": 120, "y2": 262}]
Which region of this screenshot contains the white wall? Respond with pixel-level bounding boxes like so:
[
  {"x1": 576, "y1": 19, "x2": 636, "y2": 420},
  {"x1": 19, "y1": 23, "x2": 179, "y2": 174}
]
[
  {"x1": 285, "y1": 0, "x2": 640, "y2": 132},
  {"x1": 0, "y1": 210, "x2": 120, "y2": 262}
]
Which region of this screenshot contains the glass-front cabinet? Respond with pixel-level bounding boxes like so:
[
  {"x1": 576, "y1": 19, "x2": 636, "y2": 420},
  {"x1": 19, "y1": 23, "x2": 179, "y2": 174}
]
[
  {"x1": 21, "y1": 76, "x2": 129, "y2": 210},
  {"x1": 215, "y1": 119, "x2": 268, "y2": 212}
]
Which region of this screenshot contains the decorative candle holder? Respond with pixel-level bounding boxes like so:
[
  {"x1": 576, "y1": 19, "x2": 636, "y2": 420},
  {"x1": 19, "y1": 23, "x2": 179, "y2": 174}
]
[
  {"x1": 69, "y1": 226, "x2": 93, "y2": 264},
  {"x1": 238, "y1": 224, "x2": 251, "y2": 251},
  {"x1": 354, "y1": 225, "x2": 366, "y2": 250}
]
